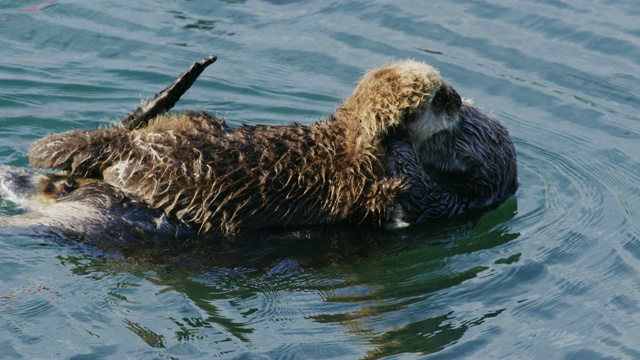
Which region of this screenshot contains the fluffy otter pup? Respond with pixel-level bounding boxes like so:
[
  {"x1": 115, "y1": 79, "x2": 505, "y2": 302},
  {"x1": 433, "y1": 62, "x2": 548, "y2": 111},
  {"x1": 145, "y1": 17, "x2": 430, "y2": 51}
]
[{"x1": 26, "y1": 59, "x2": 517, "y2": 234}]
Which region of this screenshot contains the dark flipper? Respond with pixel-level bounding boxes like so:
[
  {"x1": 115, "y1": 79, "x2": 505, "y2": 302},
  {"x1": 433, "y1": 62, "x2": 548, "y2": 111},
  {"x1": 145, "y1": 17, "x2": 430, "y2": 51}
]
[
  {"x1": 29, "y1": 55, "x2": 218, "y2": 173},
  {"x1": 121, "y1": 54, "x2": 218, "y2": 130}
]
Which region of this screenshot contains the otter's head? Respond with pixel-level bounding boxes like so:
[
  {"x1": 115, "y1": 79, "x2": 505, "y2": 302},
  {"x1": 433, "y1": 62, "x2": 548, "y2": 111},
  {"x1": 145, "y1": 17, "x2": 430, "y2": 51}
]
[
  {"x1": 339, "y1": 60, "x2": 461, "y2": 141},
  {"x1": 0, "y1": 166, "x2": 186, "y2": 245}
]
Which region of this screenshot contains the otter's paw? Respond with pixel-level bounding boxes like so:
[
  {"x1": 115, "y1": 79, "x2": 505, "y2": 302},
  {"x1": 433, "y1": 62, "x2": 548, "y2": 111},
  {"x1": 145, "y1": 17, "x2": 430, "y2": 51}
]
[{"x1": 364, "y1": 177, "x2": 409, "y2": 217}]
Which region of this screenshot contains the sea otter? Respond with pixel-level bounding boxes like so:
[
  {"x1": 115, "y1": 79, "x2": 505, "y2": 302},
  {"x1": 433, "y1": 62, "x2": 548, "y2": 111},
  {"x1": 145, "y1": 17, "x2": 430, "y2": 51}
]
[
  {"x1": 4, "y1": 56, "x2": 517, "y2": 236},
  {"x1": 384, "y1": 102, "x2": 518, "y2": 227}
]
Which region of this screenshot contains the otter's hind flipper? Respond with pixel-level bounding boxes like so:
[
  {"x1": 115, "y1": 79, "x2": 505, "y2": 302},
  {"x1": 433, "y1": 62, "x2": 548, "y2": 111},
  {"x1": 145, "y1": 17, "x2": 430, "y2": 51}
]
[
  {"x1": 121, "y1": 54, "x2": 217, "y2": 130},
  {"x1": 28, "y1": 128, "x2": 118, "y2": 176},
  {"x1": 28, "y1": 55, "x2": 218, "y2": 175}
]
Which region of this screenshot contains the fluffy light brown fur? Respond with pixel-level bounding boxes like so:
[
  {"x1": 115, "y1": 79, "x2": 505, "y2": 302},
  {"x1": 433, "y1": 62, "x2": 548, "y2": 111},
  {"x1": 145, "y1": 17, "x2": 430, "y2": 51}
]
[
  {"x1": 339, "y1": 60, "x2": 445, "y2": 140},
  {"x1": 28, "y1": 60, "x2": 455, "y2": 233}
]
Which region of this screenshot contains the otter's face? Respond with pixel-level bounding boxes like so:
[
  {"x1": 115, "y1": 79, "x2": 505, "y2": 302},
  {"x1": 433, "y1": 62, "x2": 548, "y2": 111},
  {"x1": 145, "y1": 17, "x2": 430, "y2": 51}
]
[
  {"x1": 0, "y1": 166, "x2": 76, "y2": 206},
  {"x1": 0, "y1": 166, "x2": 185, "y2": 241},
  {"x1": 405, "y1": 83, "x2": 462, "y2": 144}
]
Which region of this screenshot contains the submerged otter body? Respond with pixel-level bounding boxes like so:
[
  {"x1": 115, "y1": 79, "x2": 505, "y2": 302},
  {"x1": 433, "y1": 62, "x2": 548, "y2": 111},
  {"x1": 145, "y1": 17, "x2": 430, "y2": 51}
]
[{"x1": 4, "y1": 58, "x2": 517, "y2": 237}]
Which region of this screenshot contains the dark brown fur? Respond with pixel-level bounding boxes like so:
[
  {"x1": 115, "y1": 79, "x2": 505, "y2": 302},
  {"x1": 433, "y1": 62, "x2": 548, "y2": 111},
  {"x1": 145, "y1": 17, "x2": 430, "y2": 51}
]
[{"x1": 29, "y1": 111, "x2": 405, "y2": 233}]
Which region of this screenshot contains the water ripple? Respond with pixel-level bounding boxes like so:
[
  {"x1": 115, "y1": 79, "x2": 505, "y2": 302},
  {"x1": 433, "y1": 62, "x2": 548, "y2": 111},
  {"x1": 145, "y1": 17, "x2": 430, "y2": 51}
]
[{"x1": 1, "y1": 0, "x2": 640, "y2": 358}]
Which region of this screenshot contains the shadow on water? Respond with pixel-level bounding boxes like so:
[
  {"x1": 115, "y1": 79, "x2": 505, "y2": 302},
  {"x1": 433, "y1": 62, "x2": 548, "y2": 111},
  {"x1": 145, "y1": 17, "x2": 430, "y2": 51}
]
[{"x1": 40, "y1": 197, "x2": 519, "y2": 357}]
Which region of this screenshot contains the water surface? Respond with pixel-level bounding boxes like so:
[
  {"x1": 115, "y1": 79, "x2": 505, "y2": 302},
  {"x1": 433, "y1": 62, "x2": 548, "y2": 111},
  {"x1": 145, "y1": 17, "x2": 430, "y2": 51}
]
[{"x1": 1, "y1": 0, "x2": 640, "y2": 358}]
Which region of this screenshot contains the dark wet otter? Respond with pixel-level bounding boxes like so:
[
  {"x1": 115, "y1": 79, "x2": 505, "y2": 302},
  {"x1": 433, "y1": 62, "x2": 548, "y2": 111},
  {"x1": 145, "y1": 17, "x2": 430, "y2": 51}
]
[
  {"x1": 385, "y1": 102, "x2": 518, "y2": 227},
  {"x1": 2, "y1": 56, "x2": 517, "y2": 236}
]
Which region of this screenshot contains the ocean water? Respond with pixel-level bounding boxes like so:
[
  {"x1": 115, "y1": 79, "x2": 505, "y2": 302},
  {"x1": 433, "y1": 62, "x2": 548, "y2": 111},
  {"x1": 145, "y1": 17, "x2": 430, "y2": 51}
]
[{"x1": 1, "y1": 0, "x2": 640, "y2": 358}]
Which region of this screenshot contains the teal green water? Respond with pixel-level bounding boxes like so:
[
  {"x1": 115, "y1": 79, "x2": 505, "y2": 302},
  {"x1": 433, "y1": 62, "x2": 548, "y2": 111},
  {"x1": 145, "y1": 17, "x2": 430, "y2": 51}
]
[{"x1": 1, "y1": 0, "x2": 640, "y2": 358}]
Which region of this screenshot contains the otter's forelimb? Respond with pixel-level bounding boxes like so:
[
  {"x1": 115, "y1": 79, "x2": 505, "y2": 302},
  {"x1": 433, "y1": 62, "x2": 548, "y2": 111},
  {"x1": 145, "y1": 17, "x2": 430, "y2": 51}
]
[{"x1": 384, "y1": 138, "x2": 466, "y2": 226}]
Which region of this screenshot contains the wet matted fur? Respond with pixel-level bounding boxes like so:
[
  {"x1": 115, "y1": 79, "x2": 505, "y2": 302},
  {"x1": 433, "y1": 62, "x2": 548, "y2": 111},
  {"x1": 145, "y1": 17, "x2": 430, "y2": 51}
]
[{"x1": 25, "y1": 60, "x2": 517, "y2": 234}]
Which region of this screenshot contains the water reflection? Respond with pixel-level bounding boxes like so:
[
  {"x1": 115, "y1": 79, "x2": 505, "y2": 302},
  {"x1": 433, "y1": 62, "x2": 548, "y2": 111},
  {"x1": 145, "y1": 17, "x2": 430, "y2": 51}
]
[{"x1": 51, "y1": 198, "x2": 518, "y2": 357}]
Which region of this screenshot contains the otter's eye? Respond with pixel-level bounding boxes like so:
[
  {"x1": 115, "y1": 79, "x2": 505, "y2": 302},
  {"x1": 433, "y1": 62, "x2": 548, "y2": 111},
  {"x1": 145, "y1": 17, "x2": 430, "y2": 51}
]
[
  {"x1": 432, "y1": 92, "x2": 445, "y2": 109},
  {"x1": 431, "y1": 88, "x2": 447, "y2": 113},
  {"x1": 431, "y1": 85, "x2": 461, "y2": 115}
]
